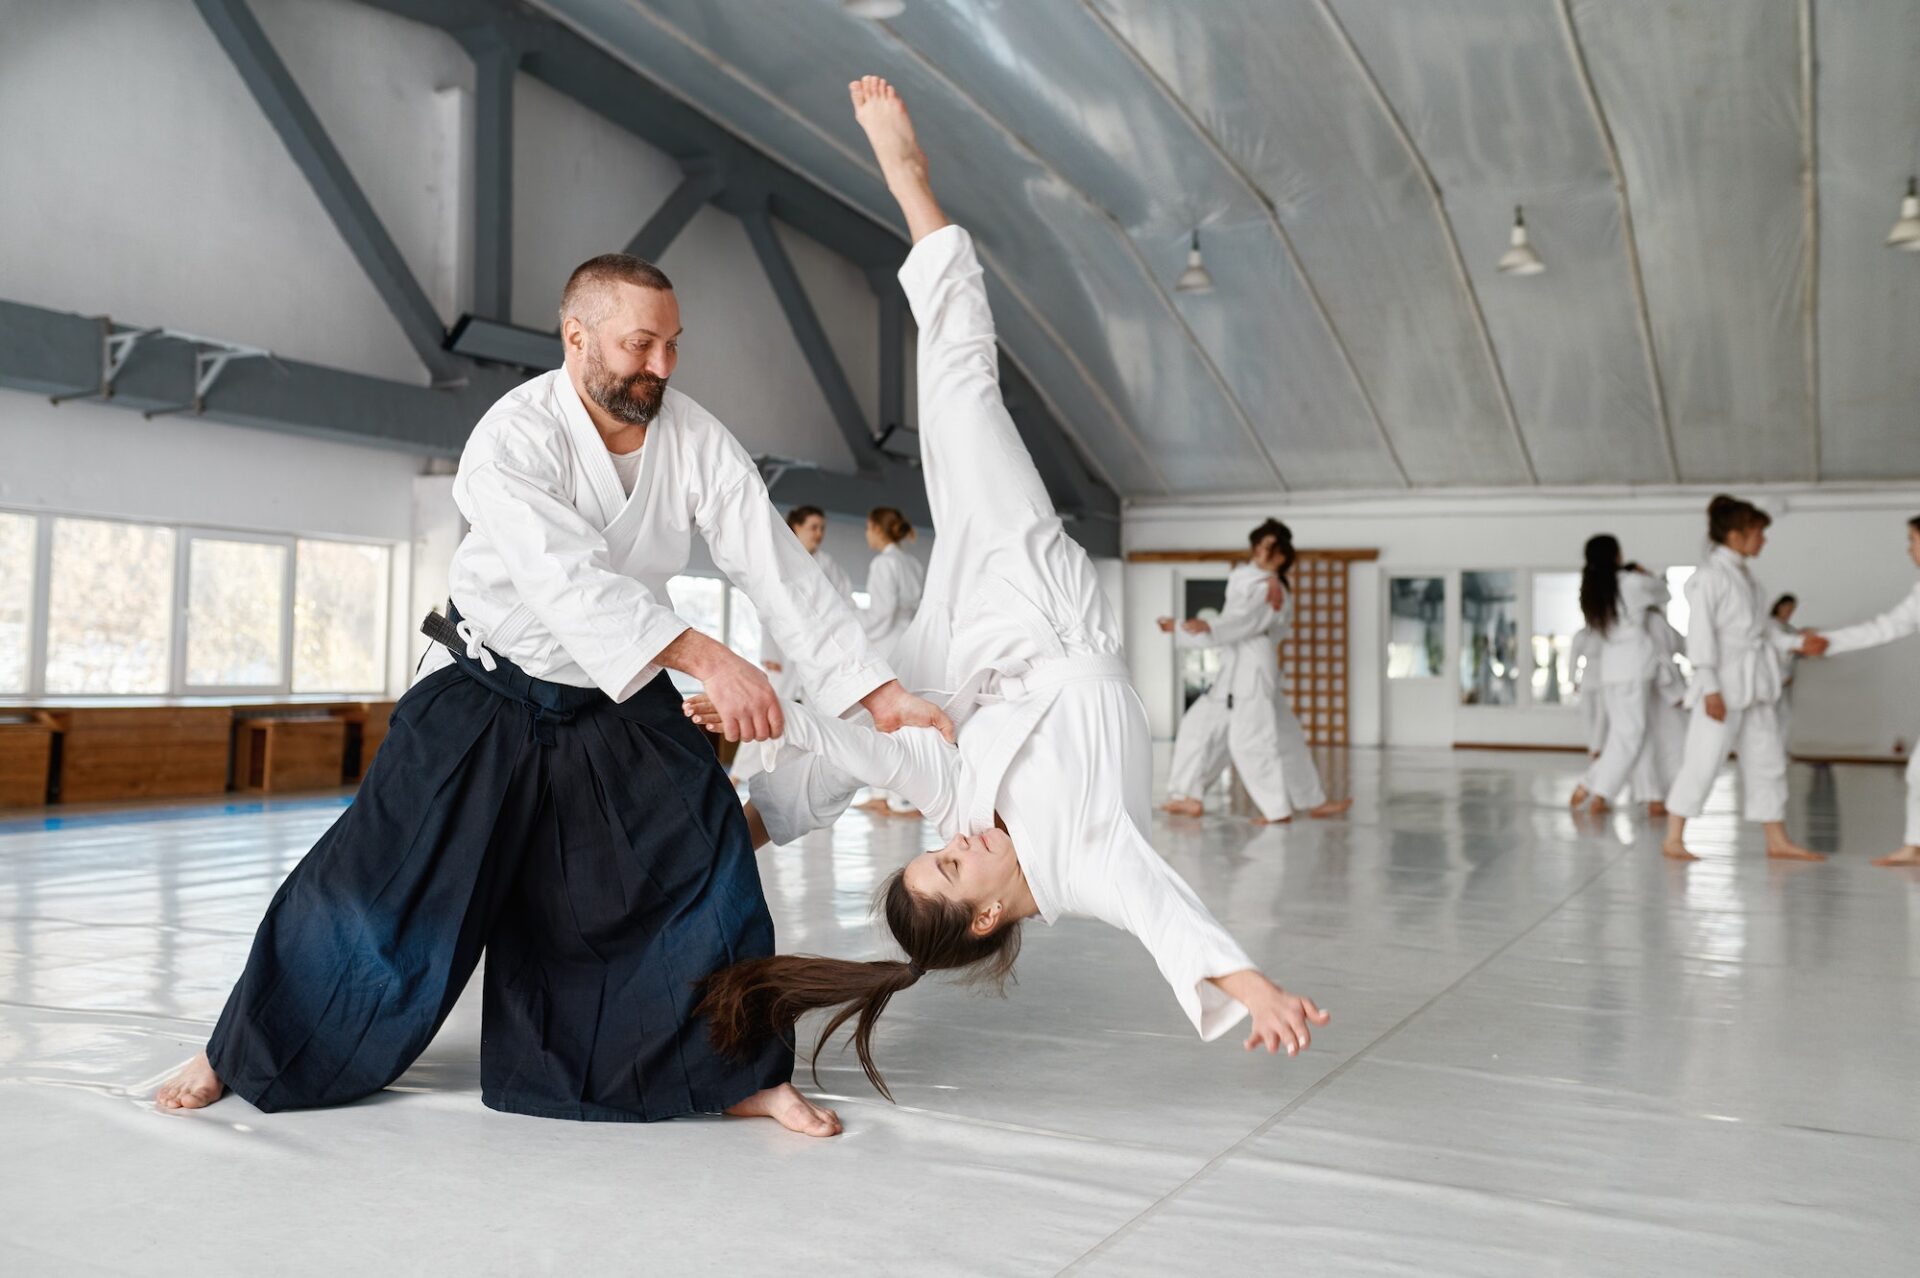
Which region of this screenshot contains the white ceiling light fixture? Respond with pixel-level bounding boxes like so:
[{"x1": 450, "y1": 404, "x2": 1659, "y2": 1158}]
[
  {"x1": 1497, "y1": 205, "x2": 1545, "y2": 276},
  {"x1": 841, "y1": 0, "x2": 906, "y2": 19},
  {"x1": 1175, "y1": 230, "x2": 1215, "y2": 295},
  {"x1": 1887, "y1": 177, "x2": 1920, "y2": 250}
]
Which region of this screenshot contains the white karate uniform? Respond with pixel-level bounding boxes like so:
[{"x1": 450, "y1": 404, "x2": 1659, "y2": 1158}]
[
  {"x1": 860, "y1": 541, "x2": 927, "y2": 661},
  {"x1": 1664, "y1": 545, "x2": 1799, "y2": 823},
  {"x1": 1819, "y1": 582, "x2": 1920, "y2": 845},
  {"x1": 1165, "y1": 569, "x2": 1326, "y2": 820},
  {"x1": 1570, "y1": 627, "x2": 1607, "y2": 755},
  {"x1": 750, "y1": 225, "x2": 1255, "y2": 1039},
  {"x1": 1633, "y1": 609, "x2": 1689, "y2": 802},
  {"x1": 1579, "y1": 572, "x2": 1670, "y2": 803},
  {"x1": 427, "y1": 369, "x2": 890, "y2": 715},
  {"x1": 764, "y1": 548, "x2": 855, "y2": 701}
]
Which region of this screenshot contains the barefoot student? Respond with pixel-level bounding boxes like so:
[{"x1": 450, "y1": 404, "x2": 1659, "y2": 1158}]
[
  {"x1": 1158, "y1": 519, "x2": 1351, "y2": 823},
  {"x1": 1797, "y1": 514, "x2": 1920, "y2": 867},
  {"x1": 1568, "y1": 536, "x2": 1669, "y2": 816},
  {"x1": 156, "y1": 246, "x2": 952, "y2": 1137},
  {"x1": 1661, "y1": 495, "x2": 1817, "y2": 862},
  {"x1": 856, "y1": 506, "x2": 928, "y2": 815},
  {"x1": 685, "y1": 77, "x2": 1328, "y2": 1104}
]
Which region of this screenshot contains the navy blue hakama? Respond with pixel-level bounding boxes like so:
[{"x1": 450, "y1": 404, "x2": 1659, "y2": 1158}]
[{"x1": 204, "y1": 640, "x2": 791, "y2": 1121}]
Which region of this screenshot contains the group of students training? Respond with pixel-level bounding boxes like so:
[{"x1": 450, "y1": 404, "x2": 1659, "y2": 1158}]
[
  {"x1": 153, "y1": 77, "x2": 1328, "y2": 1137},
  {"x1": 1566, "y1": 495, "x2": 1920, "y2": 867}
]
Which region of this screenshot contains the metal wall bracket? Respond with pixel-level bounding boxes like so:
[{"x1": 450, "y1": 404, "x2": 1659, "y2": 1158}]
[
  {"x1": 49, "y1": 321, "x2": 158, "y2": 405},
  {"x1": 141, "y1": 334, "x2": 280, "y2": 419}
]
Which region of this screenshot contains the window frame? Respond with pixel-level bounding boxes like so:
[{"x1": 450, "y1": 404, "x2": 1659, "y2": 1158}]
[
  {"x1": 0, "y1": 504, "x2": 399, "y2": 703},
  {"x1": 176, "y1": 528, "x2": 298, "y2": 698}
]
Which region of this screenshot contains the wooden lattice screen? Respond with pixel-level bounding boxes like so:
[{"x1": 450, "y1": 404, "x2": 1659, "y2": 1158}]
[
  {"x1": 1281, "y1": 552, "x2": 1350, "y2": 747},
  {"x1": 1130, "y1": 547, "x2": 1377, "y2": 748}
]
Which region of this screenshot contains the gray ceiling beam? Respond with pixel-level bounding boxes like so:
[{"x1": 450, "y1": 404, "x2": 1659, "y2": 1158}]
[
  {"x1": 459, "y1": 25, "x2": 519, "y2": 321},
  {"x1": 626, "y1": 160, "x2": 726, "y2": 261},
  {"x1": 741, "y1": 206, "x2": 882, "y2": 476},
  {"x1": 191, "y1": 0, "x2": 462, "y2": 384},
  {"x1": 0, "y1": 297, "x2": 519, "y2": 456}
]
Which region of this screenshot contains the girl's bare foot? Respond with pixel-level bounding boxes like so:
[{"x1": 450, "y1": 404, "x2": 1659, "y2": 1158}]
[
  {"x1": 1251, "y1": 813, "x2": 1293, "y2": 826},
  {"x1": 1587, "y1": 795, "x2": 1609, "y2": 816},
  {"x1": 1647, "y1": 801, "x2": 1669, "y2": 818},
  {"x1": 1569, "y1": 786, "x2": 1590, "y2": 809},
  {"x1": 1307, "y1": 798, "x2": 1353, "y2": 819},
  {"x1": 1160, "y1": 797, "x2": 1204, "y2": 818},
  {"x1": 1661, "y1": 839, "x2": 1700, "y2": 861},
  {"x1": 1873, "y1": 845, "x2": 1920, "y2": 867},
  {"x1": 154, "y1": 1051, "x2": 226, "y2": 1111},
  {"x1": 725, "y1": 1083, "x2": 842, "y2": 1137},
  {"x1": 1763, "y1": 820, "x2": 1824, "y2": 861},
  {"x1": 848, "y1": 75, "x2": 948, "y2": 243}
]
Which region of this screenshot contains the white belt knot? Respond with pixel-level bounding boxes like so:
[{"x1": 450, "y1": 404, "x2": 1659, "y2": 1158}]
[{"x1": 455, "y1": 619, "x2": 499, "y2": 672}]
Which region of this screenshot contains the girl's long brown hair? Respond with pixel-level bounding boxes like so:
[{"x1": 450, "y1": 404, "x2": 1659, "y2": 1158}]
[
  {"x1": 695, "y1": 869, "x2": 1021, "y2": 1101},
  {"x1": 868, "y1": 506, "x2": 916, "y2": 545}
]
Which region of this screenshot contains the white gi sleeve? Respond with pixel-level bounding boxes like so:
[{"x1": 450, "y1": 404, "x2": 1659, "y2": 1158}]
[
  {"x1": 688, "y1": 412, "x2": 894, "y2": 717},
  {"x1": 748, "y1": 704, "x2": 958, "y2": 846},
  {"x1": 1074, "y1": 826, "x2": 1257, "y2": 1041},
  {"x1": 1822, "y1": 583, "x2": 1920, "y2": 656},
  {"x1": 1175, "y1": 575, "x2": 1273, "y2": 650}
]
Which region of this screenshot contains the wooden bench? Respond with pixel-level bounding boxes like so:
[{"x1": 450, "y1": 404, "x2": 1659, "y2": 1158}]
[
  {"x1": 53, "y1": 707, "x2": 233, "y2": 803},
  {"x1": 236, "y1": 715, "x2": 349, "y2": 793},
  {"x1": 0, "y1": 713, "x2": 57, "y2": 808}
]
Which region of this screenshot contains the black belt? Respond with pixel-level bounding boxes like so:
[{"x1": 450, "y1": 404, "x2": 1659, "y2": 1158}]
[{"x1": 424, "y1": 606, "x2": 603, "y2": 744}]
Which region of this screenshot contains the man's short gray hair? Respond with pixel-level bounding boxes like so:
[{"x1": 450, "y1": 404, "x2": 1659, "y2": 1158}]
[{"x1": 559, "y1": 253, "x2": 674, "y2": 327}]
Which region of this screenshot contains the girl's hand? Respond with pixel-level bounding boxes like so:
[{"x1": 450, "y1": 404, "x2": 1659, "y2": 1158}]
[
  {"x1": 1242, "y1": 979, "x2": 1330, "y2": 1056},
  {"x1": 1704, "y1": 692, "x2": 1727, "y2": 723}
]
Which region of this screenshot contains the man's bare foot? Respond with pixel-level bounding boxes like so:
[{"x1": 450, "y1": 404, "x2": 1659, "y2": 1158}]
[
  {"x1": 154, "y1": 1051, "x2": 226, "y2": 1111},
  {"x1": 725, "y1": 1082, "x2": 842, "y2": 1137},
  {"x1": 1647, "y1": 801, "x2": 1669, "y2": 818},
  {"x1": 1569, "y1": 786, "x2": 1590, "y2": 808},
  {"x1": 1160, "y1": 797, "x2": 1204, "y2": 818},
  {"x1": 1307, "y1": 798, "x2": 1353, "y2": 819},
  {"x1": 1766, "y1": 841, "x2": 1826, "y2": 862},
  {"x1": 1661, "y1": 839, "x2": 1699, "y2": 862},
  {"x1": 1873, "y1": 845, "x2": 1920, "y2": 867}
]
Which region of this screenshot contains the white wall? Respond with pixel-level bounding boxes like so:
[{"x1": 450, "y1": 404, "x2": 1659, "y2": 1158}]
[{"x1": 1126, "y1": 488, "x2": 1920, "y2": 758}]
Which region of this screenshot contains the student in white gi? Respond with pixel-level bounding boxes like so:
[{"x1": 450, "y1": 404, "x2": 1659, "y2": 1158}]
[
  {"x1": 159, "y1": 245, "x2": 950, "y2": 1138},
  {"x1": 762, "y1": 504, "x2": 855, "y2": 702},
  {"x1": 1568, "y1": 536, "x2": 1669, "y2": 815},
  {"x1": 686, "y1": 78, "x2": 1327, "y2": 1103},
  {"x1": 860, "y1": 505, "x2": 926, "y2": 659},
  {"x1": 1769, "y1": 593, "x2": 1801, "y2": 744},
  {"x1": 1661, "y1": 496, "x2": 1818, "y2": 862},
  {"x1": 1798, "y1": 515, "x2": 1920, "y2": 867},
  {"x1": 1157, "y1": 519, "x2": 1350, "y2": 823}
]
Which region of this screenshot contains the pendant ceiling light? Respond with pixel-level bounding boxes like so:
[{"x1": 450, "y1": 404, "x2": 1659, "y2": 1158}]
[
  {"x1": 841, "y1": 0, "x2": 906, "y2": 18},
  {"x1": 1175, "y1": 230, "x2": 1215, "y2": 295},
  {"x1": 1496, "y1": 206, "x2": 1545, "y2": 276},
  {"x1": 1887, "y1": 177, "x2": 1920, "y2": 250}
]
